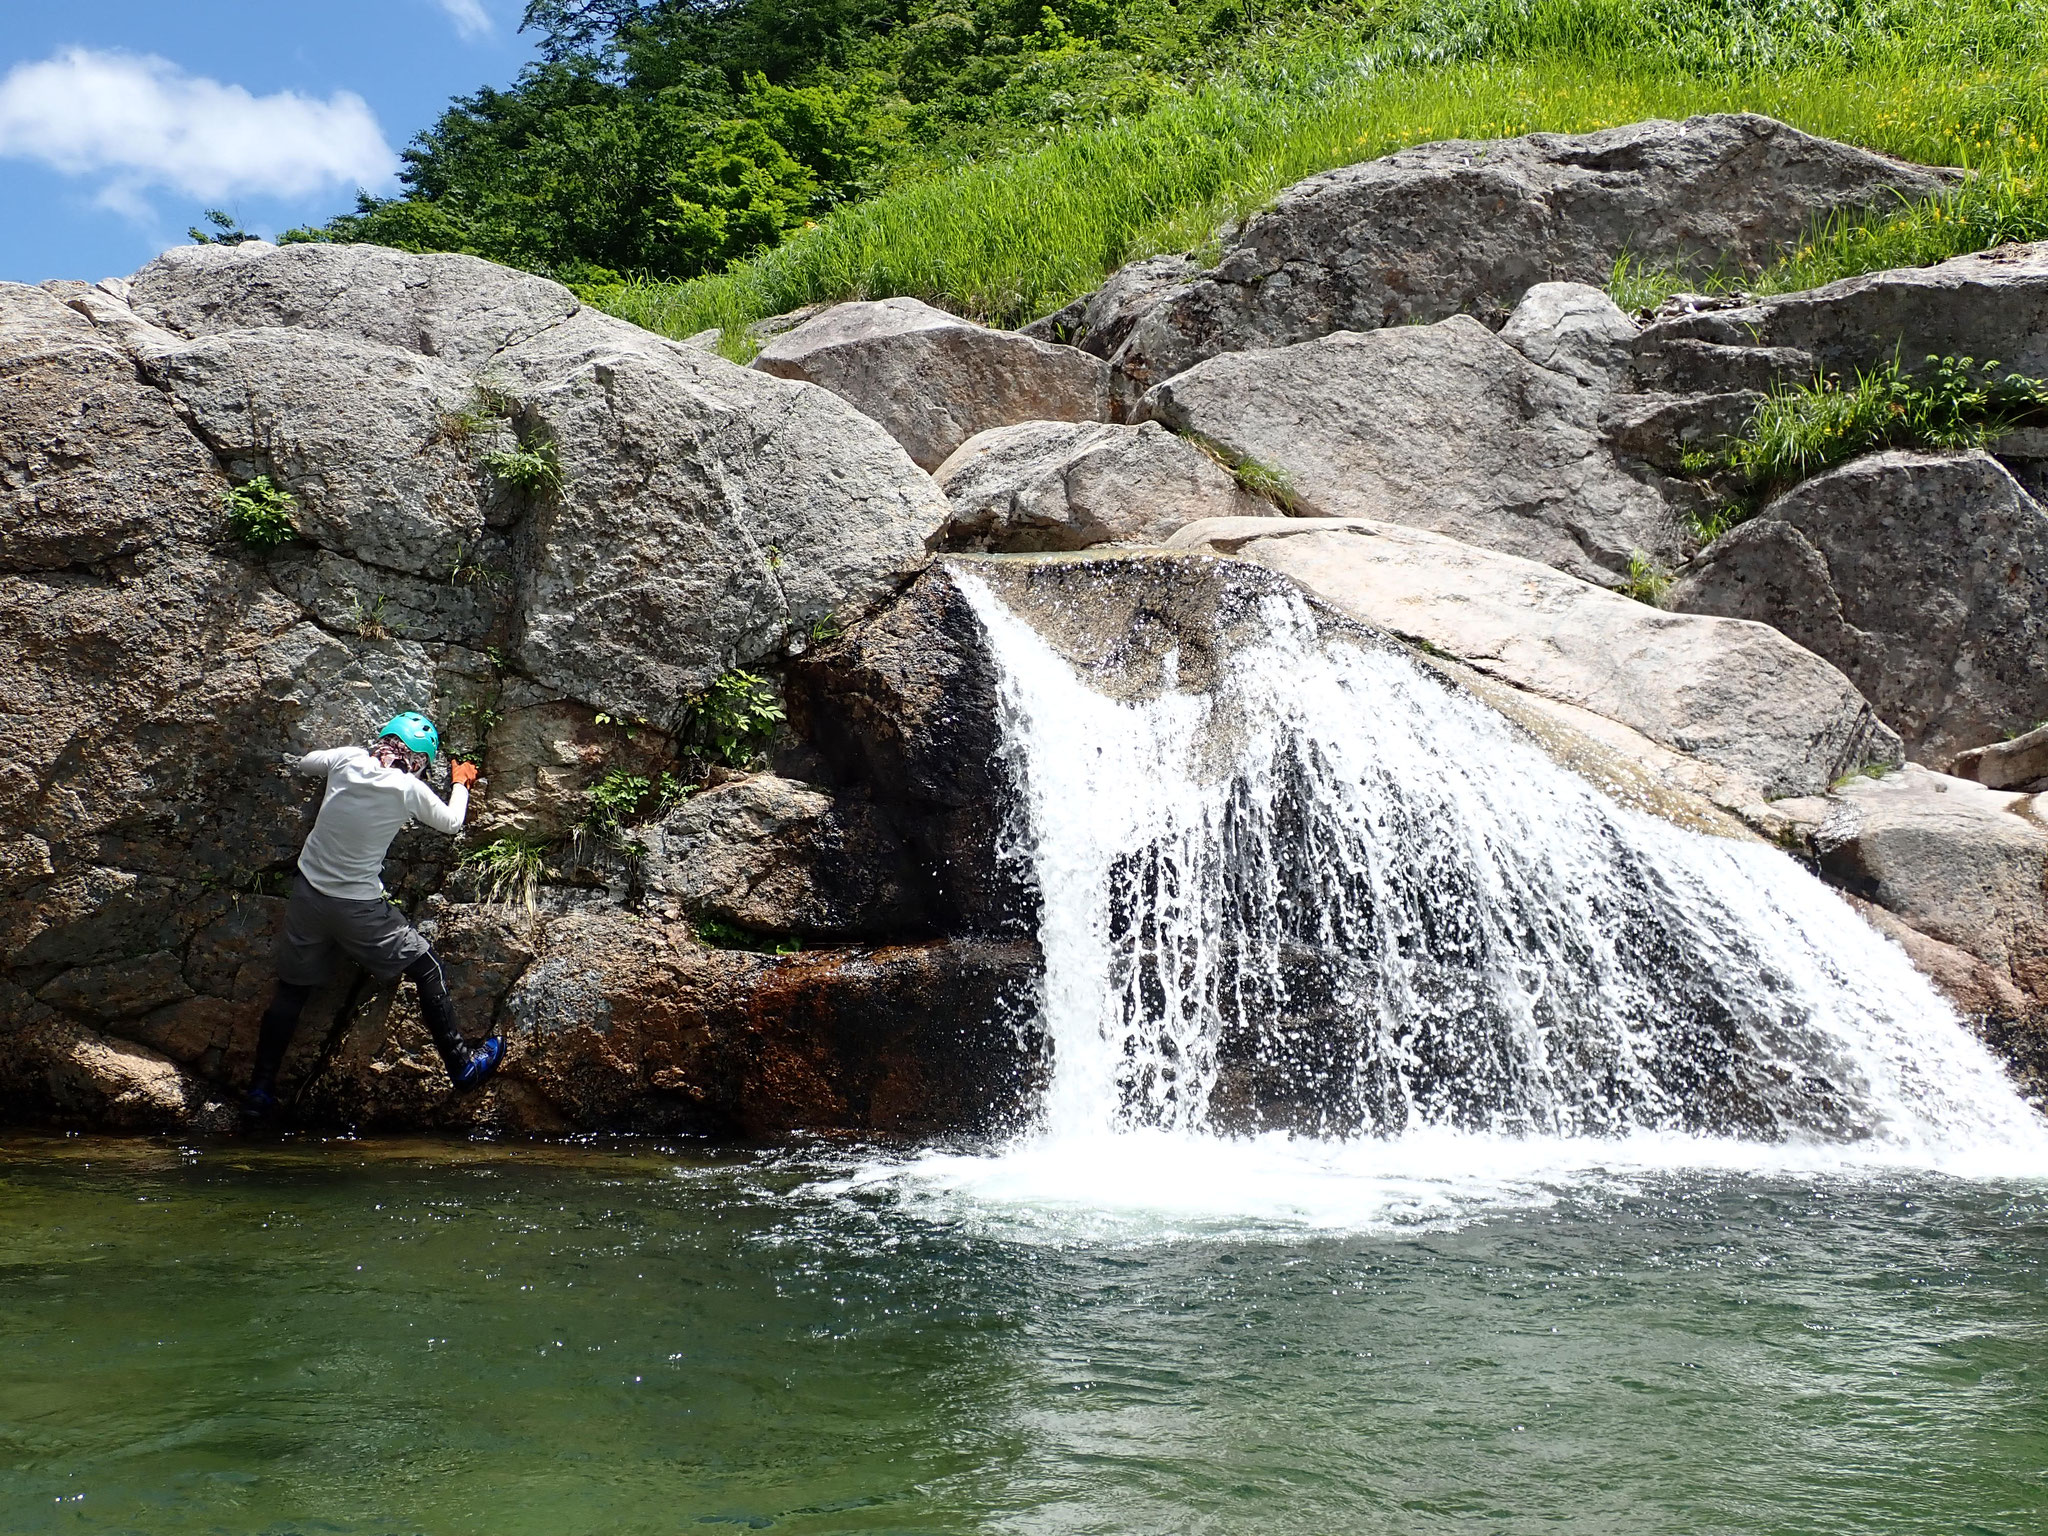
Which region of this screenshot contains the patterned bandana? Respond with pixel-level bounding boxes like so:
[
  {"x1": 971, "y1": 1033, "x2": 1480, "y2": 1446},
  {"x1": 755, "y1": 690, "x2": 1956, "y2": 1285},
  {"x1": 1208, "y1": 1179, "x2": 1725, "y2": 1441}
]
[{"x1": 368, "y1": 735, "x2": 432, "y2": 778}]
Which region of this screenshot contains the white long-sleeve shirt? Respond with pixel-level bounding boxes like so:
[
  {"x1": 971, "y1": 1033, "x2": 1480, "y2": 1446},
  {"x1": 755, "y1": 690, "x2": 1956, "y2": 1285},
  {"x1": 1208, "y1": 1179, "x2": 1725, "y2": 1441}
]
[{"x1": 293, "y1": 746, "x2": 469, "y2": 899}]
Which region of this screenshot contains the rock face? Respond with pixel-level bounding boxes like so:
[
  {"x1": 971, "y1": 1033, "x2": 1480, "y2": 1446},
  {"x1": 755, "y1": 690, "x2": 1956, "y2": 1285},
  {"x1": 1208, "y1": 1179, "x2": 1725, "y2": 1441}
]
[
  {"x1": 751, "y1": 296, "x2": 1112, "y2": 470},
  {"x1": 640, "y1": 775, "x2": 925, "y2": 940},
  {"x1": 1167, "y1": 517, "x2": 1900, "y2": 799},
  {"x1": 125, "y1": 247, "x2": 948, "y2": 725},
  {"x1": 0, "y1": 241, "x2": 988, "y2": 1136},
  {"x1": 1634, "y1": 240, "x2": 2048, "y2": 391},
  {"x1": 1139, "y1": 316, "x2": 1686, "y2": 580},
  {"x1": 1102, "y1": 114, "x2": 1951, "y2": 390},
  {"x1": 1671, "y1": 451, "x2": 2048, "y2": 766},
  {"x1": 933, "y1": 420, "x2": 1272, "y2": 551},
  {"x1": 1799, "y1": 766, "x2": 2048, "y2": 1101}
]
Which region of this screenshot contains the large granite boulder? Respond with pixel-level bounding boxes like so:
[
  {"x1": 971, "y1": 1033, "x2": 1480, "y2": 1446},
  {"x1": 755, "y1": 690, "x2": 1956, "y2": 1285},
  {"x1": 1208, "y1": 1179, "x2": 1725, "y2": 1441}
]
[
  {"x1": 1101, "y1": 114, "x2": 1951, "y2": 390},
  {"x1": 1670, "y1": 450, "x2": 2048, "y2": 766},
  {"x1": 751, "y1": 296, "x2": 1111, "y2": 469},
  {"x1": 1138, "y1": 315, "x2": 1687, "y2": 580},
  {"x1": 933, "y1": 419, "x2": 1272, "y2": 551},
  {"x1": 123, "y1": 243, "x2": 949, "y2": 725},
  {"x1": 1166, "y1": 516, "x2": 1901, "y2": 799}
]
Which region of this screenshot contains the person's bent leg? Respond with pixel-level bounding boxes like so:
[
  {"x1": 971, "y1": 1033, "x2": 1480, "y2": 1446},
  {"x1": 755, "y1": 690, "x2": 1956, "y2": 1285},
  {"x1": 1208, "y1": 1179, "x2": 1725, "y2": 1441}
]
[
  {"x1": 403, "y1": 950, "x2": 502, "y2": 1090},
  {"x1": 250, "y1": 982, "x2": 314, "y2": 1094}
]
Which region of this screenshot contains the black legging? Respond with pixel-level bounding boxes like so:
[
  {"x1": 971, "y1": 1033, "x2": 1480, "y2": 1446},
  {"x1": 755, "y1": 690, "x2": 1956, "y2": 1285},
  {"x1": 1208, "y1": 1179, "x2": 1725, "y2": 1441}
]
[{"x1": 249, "y1": 951, "x2": 468, "y2": 1094}]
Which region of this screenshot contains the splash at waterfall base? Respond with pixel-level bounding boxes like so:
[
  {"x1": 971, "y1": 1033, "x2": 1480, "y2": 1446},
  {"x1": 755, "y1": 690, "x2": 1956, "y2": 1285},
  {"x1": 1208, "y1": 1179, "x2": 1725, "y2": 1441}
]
[{"x1": 818, "y1": 553, "x2": 2046, "y2": 1209}]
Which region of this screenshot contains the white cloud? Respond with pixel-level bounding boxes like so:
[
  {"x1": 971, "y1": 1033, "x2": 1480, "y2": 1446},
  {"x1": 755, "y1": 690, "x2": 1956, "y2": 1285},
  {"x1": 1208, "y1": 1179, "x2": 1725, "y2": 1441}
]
[
  {"x1": 436, "y1": 0, "x2": 496, "y2": 40},
  {"x1": 0, "y1": 48, "x2": 397, "y2": 207}
]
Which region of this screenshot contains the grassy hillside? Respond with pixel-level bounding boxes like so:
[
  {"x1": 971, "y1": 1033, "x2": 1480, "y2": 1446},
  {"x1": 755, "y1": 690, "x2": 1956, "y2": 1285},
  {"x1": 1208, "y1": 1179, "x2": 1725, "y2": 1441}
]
[{"x1": 578, "y1": 0, "x2": 2048, "y2": 349}]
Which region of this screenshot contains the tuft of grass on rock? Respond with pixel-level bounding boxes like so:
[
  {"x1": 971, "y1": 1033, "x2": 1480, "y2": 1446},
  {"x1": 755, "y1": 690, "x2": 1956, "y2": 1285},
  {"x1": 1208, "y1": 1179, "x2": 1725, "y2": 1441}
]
[
  {"x1": 1716, "y1": 354, "x2": 2048, "y2": 496},
  {"x1": 460, "y1": 833, "x2": 549, "y2": 911},
  {"x1": 1621, "y1": 550, "x2": 1674, "y2": 607},
  {"x1": 482, "y1": 438, "x2": 564, "y2": 497}
]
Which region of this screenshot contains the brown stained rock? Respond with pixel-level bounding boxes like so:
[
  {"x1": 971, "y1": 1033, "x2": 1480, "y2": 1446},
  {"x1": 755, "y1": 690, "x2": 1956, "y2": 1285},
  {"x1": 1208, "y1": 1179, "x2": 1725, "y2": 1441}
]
[
  {"x1": 752, "y1": 296, "x2": 1112, "y2": 470},
  {"x1": 3, "y1": 1016, "x2": 196, "y2": 1130}
]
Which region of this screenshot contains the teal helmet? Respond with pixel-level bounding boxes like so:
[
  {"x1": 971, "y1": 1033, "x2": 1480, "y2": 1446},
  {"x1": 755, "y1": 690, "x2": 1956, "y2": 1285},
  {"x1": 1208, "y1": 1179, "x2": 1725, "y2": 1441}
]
[{"x1": 377, "y1": 711, "x2": 440, "y2": 759}]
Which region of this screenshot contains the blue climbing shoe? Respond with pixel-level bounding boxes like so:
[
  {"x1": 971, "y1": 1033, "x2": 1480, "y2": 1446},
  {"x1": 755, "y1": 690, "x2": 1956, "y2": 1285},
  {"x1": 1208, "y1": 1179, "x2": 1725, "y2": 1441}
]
[
  {"x1": 452, "y1": 1036, "x2": 504, "y2": 1092},
  {"x1": 239, "y1": 1086, "x2": 280, "y2": 1125}
]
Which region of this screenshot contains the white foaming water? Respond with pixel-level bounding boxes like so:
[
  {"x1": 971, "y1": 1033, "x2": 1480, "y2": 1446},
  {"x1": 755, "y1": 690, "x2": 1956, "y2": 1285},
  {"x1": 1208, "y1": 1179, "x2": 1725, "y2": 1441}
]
[{"x1": 845, "y1": 569, "x2": 2048, "y2": 1238}]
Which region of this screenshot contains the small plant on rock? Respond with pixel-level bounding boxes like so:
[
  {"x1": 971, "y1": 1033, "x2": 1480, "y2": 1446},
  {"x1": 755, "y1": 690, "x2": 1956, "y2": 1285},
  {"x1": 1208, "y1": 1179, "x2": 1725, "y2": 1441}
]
[
  {"x1": 582, "y1": 767, "x2": 653, "y2": 838},
  {"x1": 461, "y1": 833, "x2": 549, "y2": 911},
  {"x1": 483, "y1": 438, "x2": 564, "y2": 497},
  {"x1": 1183, "y1": 432, "x2": 1302, "y2": 512},
  {"x1": 223, "y1": 476, "x2": 298, "y2": 549},
  {"x1": 1621, "y1": 550, "x2": 1673, "y2": 608},
  {"x1": 684, "y1": 669, "x2": 785, "y2": 767}
]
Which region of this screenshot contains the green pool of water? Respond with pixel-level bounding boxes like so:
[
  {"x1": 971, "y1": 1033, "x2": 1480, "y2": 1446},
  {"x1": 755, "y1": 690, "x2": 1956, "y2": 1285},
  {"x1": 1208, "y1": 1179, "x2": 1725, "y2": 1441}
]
[{"x1": 2, "y1": 1133, "x2": 2044, "y2": 1535}]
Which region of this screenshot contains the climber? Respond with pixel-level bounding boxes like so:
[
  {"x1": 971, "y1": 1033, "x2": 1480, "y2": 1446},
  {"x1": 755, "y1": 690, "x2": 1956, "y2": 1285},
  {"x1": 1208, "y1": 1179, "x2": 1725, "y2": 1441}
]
[{"x1": 240, "y1": 711, "x2": 503, "y2": 1124}]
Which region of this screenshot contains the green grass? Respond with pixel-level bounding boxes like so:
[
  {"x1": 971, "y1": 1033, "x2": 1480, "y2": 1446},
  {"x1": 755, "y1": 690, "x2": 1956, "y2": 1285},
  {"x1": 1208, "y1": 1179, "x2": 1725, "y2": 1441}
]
[
  {"x1": 1622, "y1": 550, "x2": 1675, "y2": 607},
  {"x1": 481, "y1": 439, "x2": 564, "y2": 497},
  {"x1": 1713, "y1": 353, "x2": 2048, "y2": 495},
  {"x1": 460, "y1": 834, "x2": 549, "y2": 911},
  {"x1": 588, "y1": 0, "x2": 2048, "y2": 345}
]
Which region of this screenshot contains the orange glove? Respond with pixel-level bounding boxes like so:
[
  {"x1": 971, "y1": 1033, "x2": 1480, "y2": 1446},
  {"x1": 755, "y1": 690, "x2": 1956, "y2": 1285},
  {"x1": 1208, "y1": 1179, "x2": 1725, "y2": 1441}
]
[{"x1": 451, "y1": 761, "x2": 479, "y2": 787}]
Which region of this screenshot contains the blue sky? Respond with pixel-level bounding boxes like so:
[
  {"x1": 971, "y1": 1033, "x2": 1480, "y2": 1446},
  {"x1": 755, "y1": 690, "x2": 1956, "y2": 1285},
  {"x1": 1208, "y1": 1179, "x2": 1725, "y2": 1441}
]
[{"x1": 0, "y1": 1, "x2": 541, "y2": 284}]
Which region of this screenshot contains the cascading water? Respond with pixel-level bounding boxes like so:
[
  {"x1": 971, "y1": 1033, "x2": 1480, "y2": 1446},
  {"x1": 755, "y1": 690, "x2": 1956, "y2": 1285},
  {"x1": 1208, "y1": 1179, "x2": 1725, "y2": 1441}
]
[{"x1": 851, "y1": 565, "x2": 2048, "y2": 1233}]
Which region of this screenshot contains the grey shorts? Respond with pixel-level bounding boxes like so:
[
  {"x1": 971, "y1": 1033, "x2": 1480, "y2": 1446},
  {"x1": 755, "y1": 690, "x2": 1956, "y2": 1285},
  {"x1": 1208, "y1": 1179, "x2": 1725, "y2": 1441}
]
[{"x1": 276, "y1": 875, "x2": 430, "y2": 986}]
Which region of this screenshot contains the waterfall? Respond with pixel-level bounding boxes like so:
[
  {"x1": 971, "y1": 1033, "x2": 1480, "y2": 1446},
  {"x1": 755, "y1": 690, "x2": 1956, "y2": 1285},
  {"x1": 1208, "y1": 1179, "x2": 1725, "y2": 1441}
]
[{"x1": 951, "y1": 567, "x2": 2047, "y2": 1163}]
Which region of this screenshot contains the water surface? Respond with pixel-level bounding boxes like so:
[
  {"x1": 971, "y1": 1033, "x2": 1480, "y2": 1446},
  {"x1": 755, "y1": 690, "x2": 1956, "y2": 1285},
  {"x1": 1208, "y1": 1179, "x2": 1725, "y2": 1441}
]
[{"x1": 3, "y1": 1133, "x2": 2044, "y2": 1535}]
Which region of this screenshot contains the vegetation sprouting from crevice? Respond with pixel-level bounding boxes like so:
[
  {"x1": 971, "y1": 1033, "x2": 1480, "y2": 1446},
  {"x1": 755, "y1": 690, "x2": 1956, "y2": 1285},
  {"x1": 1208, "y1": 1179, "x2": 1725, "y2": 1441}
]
[{"x1": 1683, "y1": 354, "x2": 2048, "y2": 539}]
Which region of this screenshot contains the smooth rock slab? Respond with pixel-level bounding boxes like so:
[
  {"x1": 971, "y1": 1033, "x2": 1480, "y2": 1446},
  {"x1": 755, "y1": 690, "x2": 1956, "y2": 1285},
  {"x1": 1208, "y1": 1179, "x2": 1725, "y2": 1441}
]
[
  {"x1": 752, "y1": 296, "x2": 1111, "y2": 470},
  {"x1": 1139, "y1": 315, "x2": 1686, "y2": 581},
  {"x1": 934, "y1": 419, "x2": 1272, "y2": 551},
  {"x1": 1670, "y1": 450, "x2": 2048, "y2": 766},
  {"x1": 1812, "y1": 764, "x2": 2048, "y2": 996},
  {"x1": 1166, "y1": 516, "x2": 1901, "y2": 799},
  {"x1": 1108, "y1": 113, "x2": 1952, "y2": 389}
]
